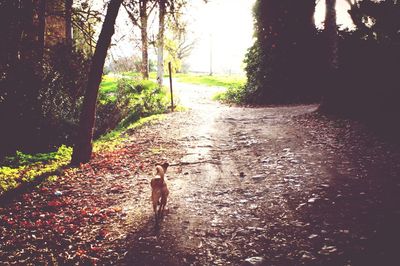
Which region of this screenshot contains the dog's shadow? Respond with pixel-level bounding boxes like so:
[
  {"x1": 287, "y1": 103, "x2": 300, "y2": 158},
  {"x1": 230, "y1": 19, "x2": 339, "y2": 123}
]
[
  {"x1": 154, "y1": 210, "x2": 168, "y2": 231},
  {"x1": 120, "y1": 213, "x2": 182, "y2": 266}
]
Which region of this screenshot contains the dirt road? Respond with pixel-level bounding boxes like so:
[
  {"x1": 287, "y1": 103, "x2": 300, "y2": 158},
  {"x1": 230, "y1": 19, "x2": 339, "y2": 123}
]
[
  {"x1": 1, "y1": 82, "x2": 400, "y2": 265},
  {"x1": 115, "y1": 82, "x2": 400, "y2": 265}
]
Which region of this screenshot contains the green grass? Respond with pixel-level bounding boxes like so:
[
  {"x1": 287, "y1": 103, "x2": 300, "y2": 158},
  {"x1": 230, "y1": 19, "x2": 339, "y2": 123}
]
[
  {"x1": 99, "y1": 75, "x2": 119, "y2": 103},
  {"x1": 118, "y1": 72, "x2": 248, "y2": 104},
  {"x1": 122, "y1": 71, "x2": 158, "y2": 79},
  {"x1": 94, "y1": 114, "x2": 165, "y2": 152},
  {"x1": 121, "y1": 72, "x2": 141, "y2": 78},
  {"x1": 100, "y1": 75, "x2": 118, "y2": 94},
  {"x1": 0, "y1": 145, "x2": 72, "y2": 193},
  {"x1": 118, "y1": 71, "x2": 247, "y2": 88},
  {"x1": 173, "y1": 73, "x2": 247, "y2": 104},
  {"x1": 175, "y1": 73, "x2": 246, "y2": 88}
]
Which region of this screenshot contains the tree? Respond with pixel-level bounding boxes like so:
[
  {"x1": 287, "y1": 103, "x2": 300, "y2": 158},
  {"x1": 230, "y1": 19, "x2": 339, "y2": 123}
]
[
  {"x1": 174, "y1": 29, "x2": 196, "y2": 63},
  {"x1": 347, "y1": 0, "x2": 400, "y2": 43},
  {"x1": 319, "y1": 0, "x2": 400, "y2": 125},
  {"x1": 124, "y1": 0, "x2": 158, "y2": 79},
  {"x1": 156, "y1": 0, "x2": 166, "y2": 87},
  {"x1": 156, "y1": 2, "x2": 195, "y2": 80},
  {"x1": 318, "y1": 0, "x2": 338, "y2": 112},
  {"x1": 66, "y1": 0, "x2": 73, "y2": 45},
  {"x1": 71, "y1": 0, "x2": 122, "y2": 165},
  {"x1": 155, "y1": 0, "x2": 189, "y2": 85},
  {"x1": 72, "y1": 0, "x2": 103, "y2": 56},
  {"x1": 243, "y1": 0, "x2": 320, "y2": 104}
]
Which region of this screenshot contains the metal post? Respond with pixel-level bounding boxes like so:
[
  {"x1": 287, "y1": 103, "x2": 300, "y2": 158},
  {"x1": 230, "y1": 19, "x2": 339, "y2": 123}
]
[{"x1": 168, "y1": 62, "x2": 174, "y2": 112}]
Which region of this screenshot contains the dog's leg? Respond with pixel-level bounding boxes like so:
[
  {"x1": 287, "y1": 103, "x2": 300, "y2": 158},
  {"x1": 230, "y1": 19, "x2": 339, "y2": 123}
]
[
  {"x1": 152, "y1": 192, "x2": 159, "y2": 223},
  {"x1": 159, "y1": 196, "x2": 167, "y2": 219},
  {"x1": 157, "y1": 204, "x2": 162, "y2": 219},
  {"x1": 153, "y1": 202, "x2": 158, "y2": 218}
]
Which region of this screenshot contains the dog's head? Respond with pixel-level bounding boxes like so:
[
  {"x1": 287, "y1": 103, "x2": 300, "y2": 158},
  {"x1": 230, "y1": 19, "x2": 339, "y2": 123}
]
[
  {"x1": 155, "y1": 162, "x2": 169, "y2": 175},
  {"x1": 160, "y1": 162, "x2": 169, "y2": 172}
]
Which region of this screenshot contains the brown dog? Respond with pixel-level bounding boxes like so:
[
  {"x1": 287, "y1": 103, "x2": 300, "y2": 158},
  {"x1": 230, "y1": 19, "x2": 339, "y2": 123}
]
[{"x1": 150, "y1": 162, "x2": 169, "y2": 221}]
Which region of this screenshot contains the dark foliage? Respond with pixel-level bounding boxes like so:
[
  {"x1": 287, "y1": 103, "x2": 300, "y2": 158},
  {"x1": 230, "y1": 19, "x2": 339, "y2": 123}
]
[
  {"x1": 0, "y1": 44, "x2": 90, "y2": 158},
  {"x1": 243, "y1": 0, "x2": 323, "y2": 104},
  {"x1": 320, "y1": 0, "x2": 400, "y2": 138}
]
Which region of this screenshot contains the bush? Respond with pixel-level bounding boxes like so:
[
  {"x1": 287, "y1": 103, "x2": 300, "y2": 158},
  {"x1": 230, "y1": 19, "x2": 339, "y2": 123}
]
[
  {"x1": 95, "y1": 78, "x2": 168, "y2": 138},
  {"x1": 213, "y1": 85, "x2": 246, "y2": 104}
]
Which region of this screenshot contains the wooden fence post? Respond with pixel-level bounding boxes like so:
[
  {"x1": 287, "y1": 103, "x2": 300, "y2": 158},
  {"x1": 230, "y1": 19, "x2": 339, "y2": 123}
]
[{"x1": 168, "y1": 62, "x2": 174, "y2": 112}]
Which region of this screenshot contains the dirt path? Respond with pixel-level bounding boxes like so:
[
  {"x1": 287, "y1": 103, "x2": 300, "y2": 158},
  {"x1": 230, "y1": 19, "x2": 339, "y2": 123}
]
[
  {"x1": 115, "y1": 82, "x2": 400, "y2": 265},
  {"x1": 1, "y1": 82, "x2": 400, "y2": 265}
]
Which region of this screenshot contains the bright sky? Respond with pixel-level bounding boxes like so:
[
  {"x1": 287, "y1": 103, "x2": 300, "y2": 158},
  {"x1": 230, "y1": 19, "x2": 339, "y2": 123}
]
[
  {"x1": 185, "y1": 0, "x2": 256, "y2": 74},
  {"x1": 107, "y1": 0, "x2": 354, "y2": 74},
  {"x1": 186, "y1": 0, "x2": 354, "y2": 74},
  {"x1": 315, "y1": 0, "x2": 354, "y2": 30}
]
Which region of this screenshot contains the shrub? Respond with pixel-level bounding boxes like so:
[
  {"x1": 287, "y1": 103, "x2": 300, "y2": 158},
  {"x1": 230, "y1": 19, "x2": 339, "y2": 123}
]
[
  {"x1": 213, "y1": 85, "x2": 246, "y2": 104},
  {"x1": 95, "y1": 78, "x2": 168, "y2": 138}
]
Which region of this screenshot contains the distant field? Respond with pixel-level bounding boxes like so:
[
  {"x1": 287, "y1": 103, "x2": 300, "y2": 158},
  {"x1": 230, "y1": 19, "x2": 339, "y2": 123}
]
[
  {"x1": 118, "y1": 72, "x2": 246, "y2": 89},
  {"x1": 174, "y1": 73, "x2": 246, "y2": 88},
  {"x1": 121, "y1": 71, "x2": 157, "y2": 79}
]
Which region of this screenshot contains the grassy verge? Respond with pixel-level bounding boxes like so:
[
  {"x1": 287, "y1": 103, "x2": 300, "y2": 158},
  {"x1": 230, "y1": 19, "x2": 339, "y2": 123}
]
[
  {"x1": 0, "y1": 114, "x2": 166, "y2": 195},
  {"x1": 0, "y1": 75, "x2": 169, "y2": 195},
  {"x1": 174, "y1": 73, "x2": 246, "y2": 88},
  {"x1": 121, "y1": 71, "x2": 157, "y2": 80},
  {"x1": 120, "y1": 72, "x2": 248, "y2": 104},
  {"x1": 173, "y1": 73, "x2": 247, "y2": 104},
  {"x1": 0, "y1": 145, "x2": 72, "y2": 193},
  {"x1": 120, "y1": 71, "x2": 247, "y2": 87},
  {"x1": 94, "y1": 114, "x2": 165, "y2": 152},
  {"x1": 99, "y1": 75, "x2": 119, "y2": 94}
]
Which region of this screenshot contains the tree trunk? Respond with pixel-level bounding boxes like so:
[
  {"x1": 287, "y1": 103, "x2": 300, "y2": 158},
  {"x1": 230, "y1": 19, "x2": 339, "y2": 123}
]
[
  {"x1": 71, "y1": 0, "x2": 122, "y2": 165},
  {"x1": 20, "y1": 0, "x2": 35, "y2": 61},
  {"x1": 325, "y1": 0, "x2": 338, "y2": 71},
  {"x1": 38, "y1": 0, "x2": 46, "y2": 58},
  {"x1": 65, "y1": 0, "x2": 73, "y2": 45},
  {"x1": 140, "y1": 1, "x2": 149, "y2": 79},
  {"x1": 319, "y1": 0, "x2": 338, "y2": 112},
  {"x1": 156, "y1": 0, "x2": 166, "y2": 87}
]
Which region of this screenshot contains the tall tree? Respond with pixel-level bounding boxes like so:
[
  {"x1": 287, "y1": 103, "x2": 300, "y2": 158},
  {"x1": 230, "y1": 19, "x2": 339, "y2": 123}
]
[
  {"x1": 156, "y1": 0, "x2": 191, "y2": 83},
  {"x1": 124, "y1": 0, "x2": 157, "y2": 79},
  {"x1": 320, "y1": 0, "x2": 400, "y2": 121},
  {"x1": 325, "y1": 0, "x2": 338, "y2": 70},
  {"x1": 65, "y1": 0, "x2": 73, "y2": 45},
  {"x1": 156, "y1": 0, "x2": 166, "y2": 87},
  {"x1": 38, "y1": 0, "x2": 46, "y2": 58},
  {"x1": 243, "y1": 0, "x2": 319, "y2": 104},
  {"x1": 71, "y1": 1, "x2": 102, "y2": 56},
  {"x1": 319, "y1": 0, "x2": 338, "y2": 112},
  {"x1": 71, "y1": 0, "x2": 122, "y2": 165}
]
